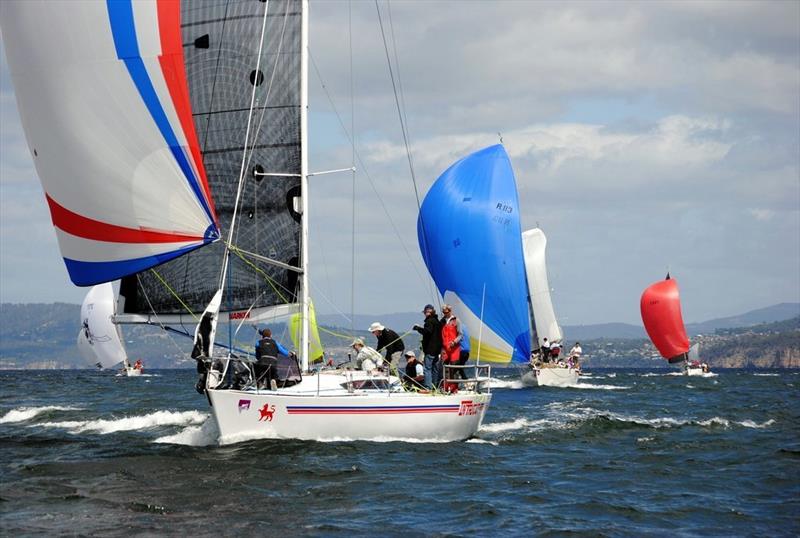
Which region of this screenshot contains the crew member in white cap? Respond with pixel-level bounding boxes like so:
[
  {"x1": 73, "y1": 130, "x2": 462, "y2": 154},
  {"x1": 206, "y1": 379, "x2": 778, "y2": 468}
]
[
  {"x1": 350, "y1": 338, "x2": 383, "y2": 372},
  {"x1": 368, "y1": 322, "x2": 405, "y2": 369}
]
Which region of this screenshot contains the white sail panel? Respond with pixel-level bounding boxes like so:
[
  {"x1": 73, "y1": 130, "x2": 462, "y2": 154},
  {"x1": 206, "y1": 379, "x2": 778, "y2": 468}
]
[
  {"x1": 522, "y1": 228, "x2": 562, "y2": 347},
  {"x1": 0, "y1": 1, "x2": 218, "y2": 286}
]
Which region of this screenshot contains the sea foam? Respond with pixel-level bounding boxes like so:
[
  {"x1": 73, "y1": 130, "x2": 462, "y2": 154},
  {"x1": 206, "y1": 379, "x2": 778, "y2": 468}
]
[
  {"x1": 0, "y1": 405, "x2": 83, "y2": 424},
  {"x1": 36, "y1": 409, "x2": 207, "y2": 434}
]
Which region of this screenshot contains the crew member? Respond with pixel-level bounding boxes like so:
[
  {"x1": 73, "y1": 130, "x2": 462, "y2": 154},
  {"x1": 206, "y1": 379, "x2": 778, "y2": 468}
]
[
  {"x1": 369, "y1": 322, "x2": 405, "y2": 369},
  {"x1": 413, "y1": 304, "x2": 443, "y2": 389},
  {"x1": 402, "y1": 350, "x2": 425, "y2": 390}
]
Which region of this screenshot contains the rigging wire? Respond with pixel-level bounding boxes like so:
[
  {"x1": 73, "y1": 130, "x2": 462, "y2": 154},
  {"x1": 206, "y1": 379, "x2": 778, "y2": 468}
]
[
  {"x1": 349, "y1": 0, "x2": 356, "y2": 338},
  {"x1": 217, "y1": 0, "x2": 273, "y2": 290},
  {"x1": 374, "y1": 0, "x2": 439, "y2": 308},
  {"x1": 308, "y1": 51, "x2": 430, "y2": 291}
]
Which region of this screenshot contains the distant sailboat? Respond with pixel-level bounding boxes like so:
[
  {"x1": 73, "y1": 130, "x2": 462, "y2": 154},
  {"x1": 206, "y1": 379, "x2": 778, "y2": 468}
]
[
  {"x1": 521, "y1": 228, "x2": 579, "y2": 387},
  {"x1": 78, "y1": 283, "x2": 142, "y2": 377},
  {"x1": 1, "y1": 0, "x2": 491, "y2": 442},
  {"x1": 417, "y1": 144, "x2": 578, "y2": 387},
  {"x1": 640, "y1": 274, "x2": 710, "y2": 376}
]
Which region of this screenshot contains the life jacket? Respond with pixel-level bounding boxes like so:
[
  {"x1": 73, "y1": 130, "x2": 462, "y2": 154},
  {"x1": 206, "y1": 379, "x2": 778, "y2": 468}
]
[
  {"x1": 257, "y1": 337, "x2": 279, "y2": 361},
  {"x1": 441, "y1": 317, "x2": 461, "y2": 362}
]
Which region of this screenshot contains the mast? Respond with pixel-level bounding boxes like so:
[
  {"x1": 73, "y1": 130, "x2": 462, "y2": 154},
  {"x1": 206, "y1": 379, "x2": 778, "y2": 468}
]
[{"x1": 300, "y1": 0, "x2": 310, "y2": 372}]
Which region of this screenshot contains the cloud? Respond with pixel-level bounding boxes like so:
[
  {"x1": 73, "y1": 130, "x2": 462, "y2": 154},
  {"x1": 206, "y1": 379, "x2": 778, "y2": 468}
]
[{"x1": 1, "y1": 1, "x2": 798, "y2": 325}]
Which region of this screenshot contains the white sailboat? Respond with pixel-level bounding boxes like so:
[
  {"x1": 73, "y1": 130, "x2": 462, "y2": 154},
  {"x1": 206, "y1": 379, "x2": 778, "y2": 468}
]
[
  {"x1": 520, "y1": 228, "x2": 579, "y2": 387},
  {"x1": 1, "y1": 0, "x2": 490, "y2": 443},
  {"x1": 77, "y1": 283, "x2": 142, "y2": 377}
]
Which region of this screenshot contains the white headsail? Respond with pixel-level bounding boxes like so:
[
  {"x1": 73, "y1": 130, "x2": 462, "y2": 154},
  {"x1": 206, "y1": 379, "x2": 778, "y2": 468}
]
[
  {"x1": 78, "y1": 283, "x2": 128, "y2": 369},
  {"x1": 522, "y1": 228, "x2": 563, "y2": 347}
]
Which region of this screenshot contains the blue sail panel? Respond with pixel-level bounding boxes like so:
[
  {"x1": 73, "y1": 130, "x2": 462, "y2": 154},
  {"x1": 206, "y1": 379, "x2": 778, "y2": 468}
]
[{"x1": 418, "y1": 145, "x2": 531, "y2": 363}]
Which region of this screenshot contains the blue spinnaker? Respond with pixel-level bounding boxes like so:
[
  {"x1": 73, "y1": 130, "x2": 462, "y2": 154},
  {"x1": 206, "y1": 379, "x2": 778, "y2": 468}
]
[{"x1": 417, "y1": 145, "x2": 531, "y2": 363}]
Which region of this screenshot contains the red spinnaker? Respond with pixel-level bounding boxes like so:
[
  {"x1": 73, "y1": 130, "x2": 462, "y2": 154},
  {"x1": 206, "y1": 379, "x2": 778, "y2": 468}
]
[{"x1": 640, "y1": 277, "x2": 690, "y2": 363}]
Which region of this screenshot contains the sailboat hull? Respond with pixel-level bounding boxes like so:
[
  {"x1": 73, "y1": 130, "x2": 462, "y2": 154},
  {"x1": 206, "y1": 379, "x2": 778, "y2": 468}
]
[
  {"x1": 124, "y1": 367, "x2": 142, "y2": 377},
  {"x1": 207, "y1": 380, "x2": 491, "y2": 444},
  {"x1": 521, "y1": 367, "x2": 579, "y2": 387}
]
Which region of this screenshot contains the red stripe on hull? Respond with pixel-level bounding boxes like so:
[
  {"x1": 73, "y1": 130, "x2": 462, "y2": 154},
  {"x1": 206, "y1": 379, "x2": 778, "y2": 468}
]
[
  {"x1": 46, "y1": 194, "x2": 204, "y2": 244},
  {"x1": 287, "y1": 409, "x2": 459, "y2": 415}
]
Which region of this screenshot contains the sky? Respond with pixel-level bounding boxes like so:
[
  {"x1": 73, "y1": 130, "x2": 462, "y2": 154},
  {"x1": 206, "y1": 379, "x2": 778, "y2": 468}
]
[{"x1": 1, "y1": 0, "x2": 798, "y2": 326}]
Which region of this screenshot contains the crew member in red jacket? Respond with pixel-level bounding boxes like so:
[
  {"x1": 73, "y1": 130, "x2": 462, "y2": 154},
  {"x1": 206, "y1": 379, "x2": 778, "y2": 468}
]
[{"x1": 440, "y1": 304, "x2": 462, "y2": 393}]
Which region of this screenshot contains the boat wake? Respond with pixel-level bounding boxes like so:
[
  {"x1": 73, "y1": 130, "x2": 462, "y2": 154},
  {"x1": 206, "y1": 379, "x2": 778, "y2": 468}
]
[
  {"x1": 154, "y1": 417, "x2": 220, "y2": 446},
  {"x1": 640, "y1": 372, "x2": 684, "y2": 377},
  {"x1": 0, "y1": 405, "x2": 84, "y2": 424},
  {"x1": 569, "y1": 383, "x2": 629, "y2": 390},
  {"x1": 487, "y1": 377, "x2": 525, "y2": 390},
  {"x1": 479, "y1": 417, "x2": 555, "y2": 434},
  {"x1": 35, "y1": 410, "x2": 207, "y2": 435}
]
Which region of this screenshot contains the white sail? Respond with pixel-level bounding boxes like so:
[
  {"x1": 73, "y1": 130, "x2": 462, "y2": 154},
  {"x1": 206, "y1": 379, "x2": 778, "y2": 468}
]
[
  {"x1": 522, "y1": 228, "x2": 563, "y2": 347},
  {"x1": 78, "y1": 283, "x2": 128, "y2": 369}
]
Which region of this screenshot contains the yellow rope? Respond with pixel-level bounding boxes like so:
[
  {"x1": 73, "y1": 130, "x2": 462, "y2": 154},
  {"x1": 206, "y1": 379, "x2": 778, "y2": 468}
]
[
  {"x1": 149, "y1": 268, "x2": 198, "y2": 321},
  {"x1": 226, "y1": 242, "x2": 290, "y2": 304}
]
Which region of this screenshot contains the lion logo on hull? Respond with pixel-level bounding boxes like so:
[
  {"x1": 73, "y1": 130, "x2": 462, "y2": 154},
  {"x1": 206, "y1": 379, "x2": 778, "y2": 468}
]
[{"x1": 259, "y1": 403, "x2": 276, "y2": 422}]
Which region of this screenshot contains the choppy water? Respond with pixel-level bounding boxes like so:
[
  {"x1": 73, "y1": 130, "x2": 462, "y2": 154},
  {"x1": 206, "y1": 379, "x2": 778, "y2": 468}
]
[{"x1": 1, "y1": 368, "x2": 798, "y2": 536}]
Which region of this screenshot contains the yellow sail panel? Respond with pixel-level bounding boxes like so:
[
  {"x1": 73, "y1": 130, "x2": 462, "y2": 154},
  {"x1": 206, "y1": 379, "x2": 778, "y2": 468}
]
[
  {"x1": 470, "y1": 337, "x2": 513, "y2": 363},
  {"x1": 290, "y1": 302, "x2": 324, "y2": 363}
]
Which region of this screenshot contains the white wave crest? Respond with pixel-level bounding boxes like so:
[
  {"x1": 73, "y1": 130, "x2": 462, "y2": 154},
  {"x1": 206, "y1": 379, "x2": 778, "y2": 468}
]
[
  {"x1": 487, "y1": 377, "x2": 525, "y2": 389},
  {"x1": 640, "y1": 372, "x2": 684, "y2": 377},
  {"x1": 738, "y1": 419, "x2": 776, "y2": 428},
  {"x1": 37, "y1": 410, "x2": 208, "y2": 434},
  {"x1": 570, "y1": 383, "x2": 629, "y2": 390},
  {"x1": 753, "y1": 373, "x2": 779, "y2": 377},
  {"x1": 154, "y1": 417, "x2": 219, "y2": 446},
  {"x1": 0, "y1": 406, "x2": 83, "y2": 424},
  {"x1": 479, "y1": 417, "x2": 554, "y2": 433},
  {"x1": 466, "y1": 438, "x2": 499, "y2": 445}
]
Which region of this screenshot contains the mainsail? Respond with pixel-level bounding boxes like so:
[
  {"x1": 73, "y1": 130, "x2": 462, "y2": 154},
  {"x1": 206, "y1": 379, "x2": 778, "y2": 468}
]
[
  {"x1": 118, "y1": 0, "x2": 304, "y2": 323},
  {"x1": 640, "y1": 274, "x2": 690, "y2": 363},
  {"x1": 418, "y1": 145, "x2": 531, "y2": 363},
  {"x1": 77, "y1": 283, "x2": 128, "y2": 370},
  {"x1": 522, "y1": 228, "x2": 562, "y2": 347}
]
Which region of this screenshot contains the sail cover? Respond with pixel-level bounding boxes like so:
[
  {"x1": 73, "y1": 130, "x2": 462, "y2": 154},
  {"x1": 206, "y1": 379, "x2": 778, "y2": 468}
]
[
  {"x1": 119, "y1": 0, "x2": 304, "y2": 319},
  {"x1": 522, "y1": 228, "x2": 562, "y2": 347},
  {"x1": 77, "y1": 283, "x2": 128, "y2": 369},
  {"x1": 418, "y1": 145, "x2": 531, "y2": 363},
  {"x1": 640, "y1": 276, "x2": 690, "y2": 362},
  {"x1": 0, "y1": 1, "x2": 219, "y2": 287}
]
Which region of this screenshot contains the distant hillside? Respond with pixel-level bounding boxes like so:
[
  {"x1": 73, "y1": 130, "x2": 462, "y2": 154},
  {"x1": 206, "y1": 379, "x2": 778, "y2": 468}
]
[
  {"x1": 1, "y1": 302, "x2": 798, "y2": 369},
  {"x1": 686, "y1": 303, "x2": 800, "y2": 335},
  {"x1": 318, "y1": 303, "x2": 800, "y2": 340}
]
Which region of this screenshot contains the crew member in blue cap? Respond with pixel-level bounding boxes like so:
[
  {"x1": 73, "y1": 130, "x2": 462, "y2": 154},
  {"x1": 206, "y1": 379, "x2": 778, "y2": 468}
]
[{"x1": 413, "y1": 304, "x2": 443, "y2": 389}]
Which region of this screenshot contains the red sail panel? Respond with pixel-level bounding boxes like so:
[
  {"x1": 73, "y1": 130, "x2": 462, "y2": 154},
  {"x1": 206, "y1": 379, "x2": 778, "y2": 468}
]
[{"x1": 640, "y1": 278, "x2": 690, "y2": 362}]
